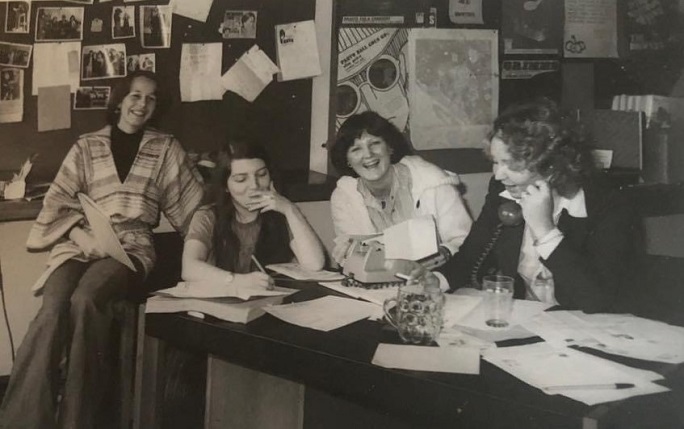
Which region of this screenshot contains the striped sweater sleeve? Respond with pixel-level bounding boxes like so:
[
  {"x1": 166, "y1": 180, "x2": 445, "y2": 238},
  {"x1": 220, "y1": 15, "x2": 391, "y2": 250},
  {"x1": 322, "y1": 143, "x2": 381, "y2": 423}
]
[
  {"x1": 27, "y1": 142, "x2": 87, "y2": 251},
  {"x1": 158, "y1": 138, "x2": 204, "y2": 236}
]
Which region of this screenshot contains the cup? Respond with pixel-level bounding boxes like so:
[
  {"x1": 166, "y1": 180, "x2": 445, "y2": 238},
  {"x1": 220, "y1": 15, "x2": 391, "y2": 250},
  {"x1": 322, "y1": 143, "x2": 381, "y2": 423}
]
[
  {"x1": 383, "y1": 281, "x2": 445, "y2": 345},
  {"x1": 482, "y1": 275, "x2": 514, "y2": 328}
]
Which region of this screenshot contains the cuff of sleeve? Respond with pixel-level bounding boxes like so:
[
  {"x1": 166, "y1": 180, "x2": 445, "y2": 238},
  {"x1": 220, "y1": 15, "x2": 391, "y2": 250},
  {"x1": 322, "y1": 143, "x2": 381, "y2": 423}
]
[
  {"x1": 534, "y1": 228, "x2": 564, "y2": 259},
  {"x1": 434, "y1": 271, "x2": 450, "y2": 292}
]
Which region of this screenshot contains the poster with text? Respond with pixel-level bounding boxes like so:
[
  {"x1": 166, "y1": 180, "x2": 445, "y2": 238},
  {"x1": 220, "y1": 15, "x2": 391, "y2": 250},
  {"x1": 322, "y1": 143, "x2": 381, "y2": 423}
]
[
  {"x1": 564, "y1": 0, "x2": 618, "y2": 58},
  {"x1": 408, "y1": 29, "x2": 498, "y2": 150},
  {"x1": 336, "y1": 27, "x2": 409, "y2": 132}
]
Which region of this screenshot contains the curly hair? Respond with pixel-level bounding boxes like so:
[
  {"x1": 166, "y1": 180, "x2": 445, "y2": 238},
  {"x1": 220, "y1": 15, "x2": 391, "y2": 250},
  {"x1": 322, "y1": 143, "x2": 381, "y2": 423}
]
[
  {"x1": 489, "y1": 98, "x2": 596, "y2": 198},
  {"x1": 330, "y1": 111, "x2": 413, "y2": 177},
  {"x1": 106, "y1": 70, "x2": 167, "y2": 127}
]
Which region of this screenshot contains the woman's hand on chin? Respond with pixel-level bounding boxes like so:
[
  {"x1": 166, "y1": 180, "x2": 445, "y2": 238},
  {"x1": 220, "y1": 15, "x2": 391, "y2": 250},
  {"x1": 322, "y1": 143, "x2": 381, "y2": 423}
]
[{"x1": 247, "y1": 183, "x2": 294, "y2": 215}]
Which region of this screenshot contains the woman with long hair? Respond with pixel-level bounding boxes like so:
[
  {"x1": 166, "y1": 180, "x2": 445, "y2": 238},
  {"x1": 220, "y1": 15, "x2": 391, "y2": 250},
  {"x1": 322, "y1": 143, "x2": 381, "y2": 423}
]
[{"x1": 182, "y1": 139, "x2": 325, "y2": 292}]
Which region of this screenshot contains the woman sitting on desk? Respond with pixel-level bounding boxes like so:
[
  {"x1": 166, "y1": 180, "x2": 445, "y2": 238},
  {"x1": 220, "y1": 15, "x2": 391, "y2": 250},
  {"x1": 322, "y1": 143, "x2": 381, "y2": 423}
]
[
  {"x1": 329, "y1": 111, "x2": 472, "y2": 266},
  {"x1": 181, "y1": 140, "x2": 325, "y2": 291},
  {"x1": 437, "y1": 98, "x2": 641, "y2": 312},
  {"x1": 0, "y1": 70, "x2": 203, "y2": 429}
]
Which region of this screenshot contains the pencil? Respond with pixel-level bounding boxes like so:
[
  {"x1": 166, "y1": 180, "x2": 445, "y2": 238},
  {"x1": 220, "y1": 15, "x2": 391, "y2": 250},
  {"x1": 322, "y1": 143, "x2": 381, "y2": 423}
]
[
  {"x1": 251, "y1": 255, "x2": 266, "y2": 273},
  {"x1": 543, "y1": 383, "x2": 635, "y2": 391}
]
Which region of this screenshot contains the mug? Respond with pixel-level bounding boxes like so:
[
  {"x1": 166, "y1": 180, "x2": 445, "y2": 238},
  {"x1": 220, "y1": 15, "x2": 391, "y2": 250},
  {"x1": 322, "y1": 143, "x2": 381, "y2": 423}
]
[{"x1": 383, "y1": 282, "x2": 445, "y2": 345}]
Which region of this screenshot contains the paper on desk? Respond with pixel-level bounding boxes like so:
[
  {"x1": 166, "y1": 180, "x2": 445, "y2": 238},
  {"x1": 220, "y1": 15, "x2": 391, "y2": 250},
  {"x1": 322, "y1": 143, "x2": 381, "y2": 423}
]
[
  {"x1": 442, "y1": 294, "x2": 482, "y2": 328},
  {"x1": 32, "y1": 42, "x2": 80, "y2": 96},
  {"x1": 171, "y1": 0, "x2": 213, "y2": 22},
  {"x1": 221, "y1": 45, "x2": 279, "y2": 102},
  {"x1": 264, "y1": 295, "x2": 382, "y2": 331},
  {"x1": 576, "y1": 313, "x2": 684, "y2": 364},
  {"x1": 180, "y1": 43, "x2": 224, "y2": 101},
  {"x1": 372, "y1": 344, "x2": 480, "y2": 374},
  {"x1": 437, "y1": 328, "x2": 496, "y2": 351},
  {"x1": 266, "y1": 262, "x2": 344, "y2": 282},
  {"x1": 319, "y1": 281, "x2": 398, "y2": 307},
  {"x1": 456, "y1": 295, "x2": 553, "y2": 332},
  {"x1": 383, "y1": 216, "x2": 438, "y2": 261},
  {"x1": 156, "y1": 281, "x2": 295, "y2": 301},
  {"x1": 483, "y1": 342, "x2": 668, "y2": 405}
]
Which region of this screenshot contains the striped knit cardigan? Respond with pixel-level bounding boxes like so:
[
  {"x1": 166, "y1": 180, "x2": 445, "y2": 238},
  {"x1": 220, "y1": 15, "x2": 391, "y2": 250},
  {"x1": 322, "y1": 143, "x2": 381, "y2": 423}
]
[{"x1": 27, "y1": 126, "x2": 203, "y2": 286}]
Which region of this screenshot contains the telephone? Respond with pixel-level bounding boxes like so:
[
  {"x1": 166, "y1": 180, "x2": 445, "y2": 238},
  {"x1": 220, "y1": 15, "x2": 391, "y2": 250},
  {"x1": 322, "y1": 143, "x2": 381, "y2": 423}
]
[
  {"x1": 469, "y1": 200, "x2": 523, "y2": 288},
  {"x1": 340, "y1": 238, "x2": 445, "y2": 289}
]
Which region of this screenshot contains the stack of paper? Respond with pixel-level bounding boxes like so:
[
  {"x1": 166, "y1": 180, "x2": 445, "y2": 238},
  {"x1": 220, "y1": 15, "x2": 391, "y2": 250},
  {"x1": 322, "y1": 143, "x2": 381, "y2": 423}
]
[
  {"x1": 372, "y1": 344, "x2": 480, "y2": 374},
  {"x1": 146, "y1": 293, "x2": 290, "y2": 324},
  {"x1": 383, "y1": 216, "x2": 438, "y2": 261},
  {"x1": 318, "y1": 280, "x2": 398, "y2": 307},
  {"x1": 156, "y1": 281, "x2": 293, "y2": 301},
  {"x1": 521, "y1": 311, "x2": 684, "y2": 364},
  {"x1": 483, "y1": 342, "x2": 669, "y2": 405}
]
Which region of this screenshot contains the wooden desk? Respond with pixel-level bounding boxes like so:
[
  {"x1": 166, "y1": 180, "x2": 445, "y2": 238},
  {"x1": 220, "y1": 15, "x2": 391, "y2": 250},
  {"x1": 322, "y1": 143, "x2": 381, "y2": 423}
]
[{"x1": 137, "y1": 282, "x2": 684, "y2": 429}]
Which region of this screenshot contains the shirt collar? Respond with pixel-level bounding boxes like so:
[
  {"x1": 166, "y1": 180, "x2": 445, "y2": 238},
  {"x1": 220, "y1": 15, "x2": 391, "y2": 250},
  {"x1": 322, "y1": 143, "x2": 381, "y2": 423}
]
[{"x1": 499, "y1": 187, "x2": 587, "y2": 219}]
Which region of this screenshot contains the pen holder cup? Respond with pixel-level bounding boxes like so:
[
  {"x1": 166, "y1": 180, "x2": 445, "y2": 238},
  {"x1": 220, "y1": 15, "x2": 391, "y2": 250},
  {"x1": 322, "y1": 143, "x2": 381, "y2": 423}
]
[{"x1": 383, "y1": 282, "x2": 445, "y2": 345}]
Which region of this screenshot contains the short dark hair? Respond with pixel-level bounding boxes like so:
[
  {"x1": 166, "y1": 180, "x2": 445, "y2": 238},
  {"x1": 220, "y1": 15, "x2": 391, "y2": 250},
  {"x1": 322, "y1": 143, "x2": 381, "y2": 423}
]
[
  {"x1": 489, "y1": 98, "x2": 596, "y2": 197},
  {"x1": 106, "y1": 70, "x2": 167, "y2": 127},
  {"x1": 242, "y1": 12, "x2": 255, "y2": 24},
  {"x1": 330, "y1": 111, "x2": 413, "y2": 177}
]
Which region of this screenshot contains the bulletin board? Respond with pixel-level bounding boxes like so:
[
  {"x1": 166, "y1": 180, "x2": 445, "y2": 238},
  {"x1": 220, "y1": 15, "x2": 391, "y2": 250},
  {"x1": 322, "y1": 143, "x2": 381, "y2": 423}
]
[{"x1": 0, "y1": 0, "x2": 316, "y2": 183}]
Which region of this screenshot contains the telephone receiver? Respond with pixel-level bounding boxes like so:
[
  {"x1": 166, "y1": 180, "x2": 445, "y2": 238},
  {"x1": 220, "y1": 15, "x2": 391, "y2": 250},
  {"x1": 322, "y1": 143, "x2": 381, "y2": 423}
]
[{"x1": 497, "y1": 200, "x2": 523, "y2": 227}]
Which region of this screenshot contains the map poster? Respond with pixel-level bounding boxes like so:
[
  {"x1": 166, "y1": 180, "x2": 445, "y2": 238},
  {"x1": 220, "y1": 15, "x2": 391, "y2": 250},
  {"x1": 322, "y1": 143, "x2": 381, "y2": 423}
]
[{"x1": 408, "y1": 29, "x2": 498, "y2": 150}]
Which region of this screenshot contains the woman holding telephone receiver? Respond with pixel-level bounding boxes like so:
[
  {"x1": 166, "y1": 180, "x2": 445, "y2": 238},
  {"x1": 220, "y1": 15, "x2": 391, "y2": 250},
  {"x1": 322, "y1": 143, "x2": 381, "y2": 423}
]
[{"x1": 435, "y1": 98, "x2": 641, "y2": 312}]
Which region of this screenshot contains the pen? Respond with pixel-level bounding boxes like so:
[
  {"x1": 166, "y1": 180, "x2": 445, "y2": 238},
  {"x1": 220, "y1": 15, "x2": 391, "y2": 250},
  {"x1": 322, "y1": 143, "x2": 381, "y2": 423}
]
[
  {"x1": 395, "y1": 273, "x2": 411, "y2": 282},
  {"x1": 543, "y1": 383, "x2": 635, "y2": 392},
  {"x1": 251, "y1": 255, "x2": 266, "y2": 273}
]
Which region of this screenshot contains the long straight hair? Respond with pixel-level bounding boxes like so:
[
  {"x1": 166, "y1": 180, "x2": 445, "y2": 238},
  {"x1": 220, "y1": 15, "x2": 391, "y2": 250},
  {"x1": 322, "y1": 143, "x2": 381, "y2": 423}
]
[{"x1": 210, "y1": 140, "x2": 275, "y2": 271}]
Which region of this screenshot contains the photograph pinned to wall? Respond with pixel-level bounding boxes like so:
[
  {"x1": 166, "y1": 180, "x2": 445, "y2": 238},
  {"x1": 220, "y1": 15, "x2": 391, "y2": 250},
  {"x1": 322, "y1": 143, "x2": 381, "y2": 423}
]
[
  {"x1": 336, "y1": 28, "x2": 409, "y2": 132},
  {"x1": 74, "y1": 86, "x2": 110, "y2": 110},
  {"x1": 127, "y1": 53, "x2": 155, "y2": 73},
  {"x1": 449, "y1": 0, "x2": 484, "y2": 24},
  {"x1": 35, "y1": 7, "x2": 84, "y2": 42},
  {"x1": 221, "y1": 10, "x2": 258, "y2": 39},
  {"x1": 82, "y1": 43, "x2": 126, "y2": 80},
  {"x1": 141, "y1": 5, "x2": 172, "y2": 48},
  {"x1": 91, "y1": 17, "x2": 103, "y2": 33},
  {"x1": 112, "y1": 6, "x2": 135, "y2": 39},
  {"x1": 501, "y1": 0, "x2": 563, "y2": 54},
  {"x1": 0, "y1": 41, "x2": 32, "y2": 68},
  {"x1": 408, "y1": 29, "x2": 499, "y2": 150},
  {"x1": 5, "y1": 1, "x2": 31, "y2": 34},
  {"x1": 563, "y1": 0, "x2": 618, "y2": 58},
  {"x1": 0, "y1": 68, "x2": 23, "y2": 123}
]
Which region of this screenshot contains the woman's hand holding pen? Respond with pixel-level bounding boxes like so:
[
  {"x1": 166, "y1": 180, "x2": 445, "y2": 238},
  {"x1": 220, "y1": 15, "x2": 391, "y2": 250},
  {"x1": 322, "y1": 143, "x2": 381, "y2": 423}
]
[
  {"x1": 69, "y1": 226, "x2": 107, "y2": 259},
  {"x1": 232, "y1": 272, "x2": 275, "y2": 290},
  {"x1": 247, "y1": 183, "x2": 294, "y2": 215},
  {"x1": 519, "y1": 179, "x2": 555, "y2": 241}
]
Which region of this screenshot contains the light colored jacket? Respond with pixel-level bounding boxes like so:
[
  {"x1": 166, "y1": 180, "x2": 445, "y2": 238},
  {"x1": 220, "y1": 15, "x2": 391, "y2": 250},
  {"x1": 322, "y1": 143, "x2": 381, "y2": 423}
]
[{"x1": 330, "y1": 155, "x2": 472, "y2": 255}]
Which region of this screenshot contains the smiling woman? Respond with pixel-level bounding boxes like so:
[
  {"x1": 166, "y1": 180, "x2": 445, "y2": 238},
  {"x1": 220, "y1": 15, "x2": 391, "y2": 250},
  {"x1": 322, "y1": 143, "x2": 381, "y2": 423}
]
[
  {"x1": 0, "y1": 70, "x2": 204, "y2": 428},
  {"x1": 329, "y1": 111, "x2": 473, "y2": 266}
]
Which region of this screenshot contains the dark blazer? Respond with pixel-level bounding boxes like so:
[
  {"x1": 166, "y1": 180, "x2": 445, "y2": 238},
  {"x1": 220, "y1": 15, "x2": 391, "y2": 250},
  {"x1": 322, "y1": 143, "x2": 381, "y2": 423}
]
[{"x1": 439, "y1": 177, "x2": 641, "y2": 313}]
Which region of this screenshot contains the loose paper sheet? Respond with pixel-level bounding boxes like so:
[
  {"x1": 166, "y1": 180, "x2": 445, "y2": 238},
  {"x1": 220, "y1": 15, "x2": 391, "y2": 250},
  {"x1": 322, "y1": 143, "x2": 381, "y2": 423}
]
[
  {"x1": 156, "y1": 281, "x2": 294, "y2": 301},
  {"x1": 221, "y1": 45, "x2": 279, "y2": 102},
  {"x1": 78, "y1": 193, "x2": 136, "y2": 271},
  {"x1": 179, "y1": 43, "x2": 224, "y2": 101},
  {"x1": 0, "y1": 68, "x2": 23, "y2": 123},
  {"x1": 319, "y1": 281, "x2": 398, "y2": 307},
  {"x1": 37, "y1": 85, "x2": 71, "y2": 132},
  {"x1": 483, "y1": 342, "x2": 669, "y2": 405},
  {"x1": 449, "y1": 0, "x2": 484, "y2": 24},
  {"x1": 563, "y1": 0, "x2": 618, "y2": 58},
  {"x1": 372, "y1": 344, "x2": 480, "y2": 374},
  {"x1": 32, "y1": 42, "x2": 80, "y2": 96},
  {"x1": 171, "y1": 0, "x2": 213, "y2": 22},
  {"x1": 264, "y1": 296, "x2": 382, "y2": 331},
  {"x1": 383, "y1": 216, "x2": 438, "y2": 261},
  {"x1": 266, "y1": 262, "x2": 344, "y2": 282},
  {"x1": 275, "y1": 20, "x2": 321, "y2": 81}
]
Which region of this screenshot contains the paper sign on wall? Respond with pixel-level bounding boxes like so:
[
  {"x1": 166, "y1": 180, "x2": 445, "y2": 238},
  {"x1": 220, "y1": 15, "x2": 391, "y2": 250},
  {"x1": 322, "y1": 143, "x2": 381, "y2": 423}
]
[{"x1": 274, "y1": 20, "x2": 321, "y2": 82}]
